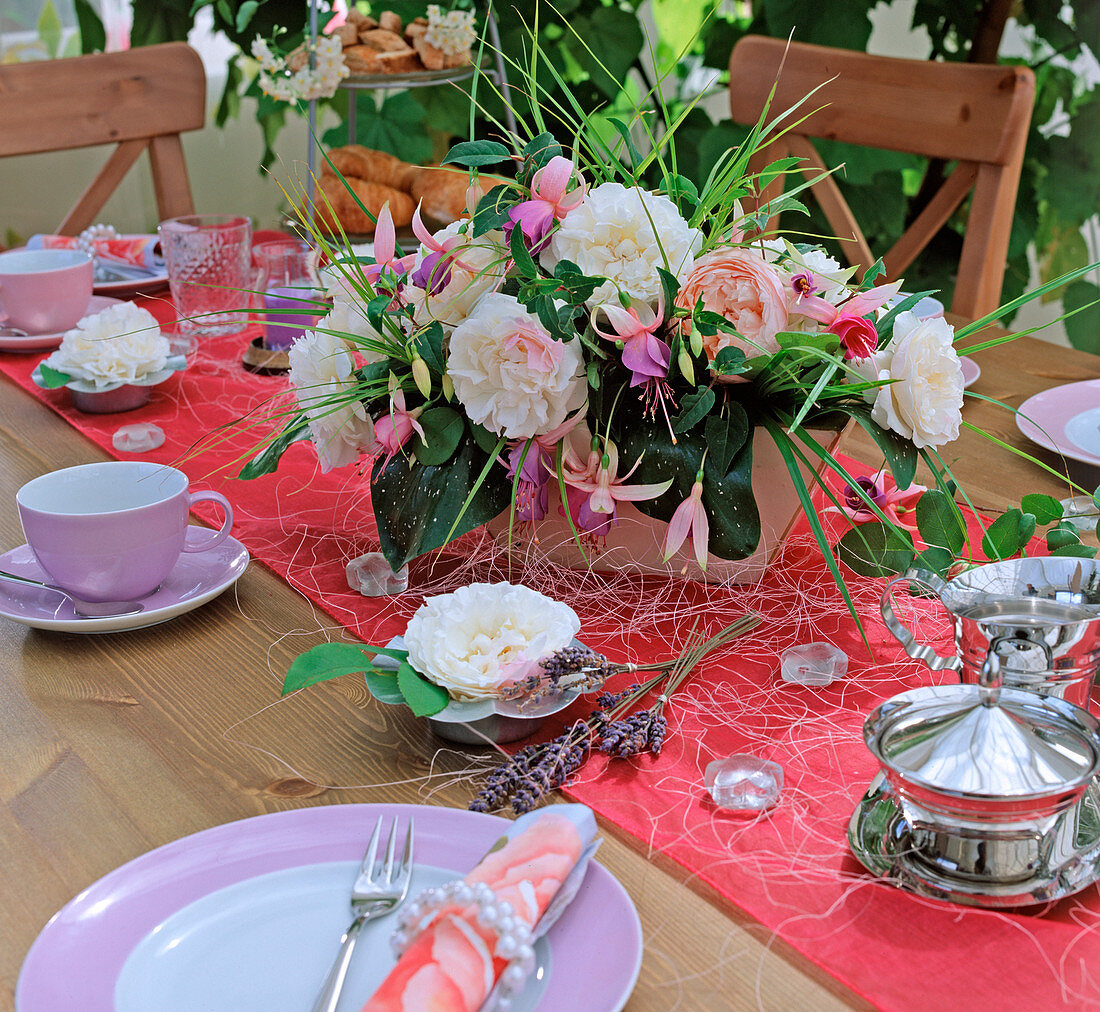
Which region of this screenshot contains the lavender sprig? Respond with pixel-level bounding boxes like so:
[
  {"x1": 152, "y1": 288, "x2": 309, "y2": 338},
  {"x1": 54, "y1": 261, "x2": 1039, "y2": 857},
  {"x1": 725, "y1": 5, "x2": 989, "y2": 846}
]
[{"x1": 469, "y1": 613, "x2": 760, "y2": 814}]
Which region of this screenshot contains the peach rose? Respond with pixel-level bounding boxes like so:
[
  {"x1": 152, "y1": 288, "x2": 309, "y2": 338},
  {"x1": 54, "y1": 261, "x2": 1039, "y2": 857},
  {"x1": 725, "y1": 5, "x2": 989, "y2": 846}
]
[{"x1": 675, "y1": 247, "x2": 790, "y2": 360}]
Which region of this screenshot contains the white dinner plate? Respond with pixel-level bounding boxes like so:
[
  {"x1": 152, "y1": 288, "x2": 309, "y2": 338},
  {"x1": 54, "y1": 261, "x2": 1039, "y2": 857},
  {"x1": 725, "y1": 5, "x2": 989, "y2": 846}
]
[
  {"x1": 16, "y1": 804, "x2": 643, "y2": 1011},
  {"x1": 1016, "y1": 379, "x2": 1100, "y2": 468}
]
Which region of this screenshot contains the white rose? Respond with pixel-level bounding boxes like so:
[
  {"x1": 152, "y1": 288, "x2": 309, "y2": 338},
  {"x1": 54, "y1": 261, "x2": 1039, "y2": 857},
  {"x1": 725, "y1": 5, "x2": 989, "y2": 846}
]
[
  {"x1": 867, "y1": 311, "x2": 963, "y2": 449},
  {"x1": 407, "y1": 222, "x2": 508, "y2": 332},
  {"x1": 43, "y1": 303, "x2": 169, "y2": 388},
  {"x1": 542, "y1": 182, "x2": 703, "y2": 306},
  {"x1": 288, "y1": 328, "x2": 376, "y2": 471},
  {"x1": 447, "y1": 292, "x2": 586, "y2": 439},
  {"x1": 404, "y1": 582, "x2": 581, "y2": 701}
]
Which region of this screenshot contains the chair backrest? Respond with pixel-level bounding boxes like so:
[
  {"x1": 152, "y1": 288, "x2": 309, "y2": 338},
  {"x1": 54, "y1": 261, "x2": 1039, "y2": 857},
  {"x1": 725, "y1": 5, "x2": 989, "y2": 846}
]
[
  {"x1": 728, "y1": 36, "x2": 1035, "y2": 319},
  {"x1": 0, "y1": 43, "x2": 205, "y2": 235}
]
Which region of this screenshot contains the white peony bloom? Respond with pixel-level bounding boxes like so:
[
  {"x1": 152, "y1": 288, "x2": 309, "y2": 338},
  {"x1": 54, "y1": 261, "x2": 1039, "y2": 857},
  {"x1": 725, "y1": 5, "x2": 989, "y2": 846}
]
[
  {"x1": 542, "y1": 182, "x2": 703, "y2": 306},
  {"x1": 404, "y1": 582, "x2": 581, "y2": 701},
  {"x1": 44, "y1": 303, "x2": 169, "y2": 388},
  {"x1": 317, "y1": 265, "x2": 390, "y2": 363},
  {"x1": 407, "y1": 222, "x2": 508, "y2": 332},
  {"x1": 865, "y1": 311, "x2": 963, "y2": 449},
  {"x1": 288, "y1": 328, "x2": 376, "y2": 471},
  {"x1": 447, "y1": 292, "x2": 586, "y2": 439}
]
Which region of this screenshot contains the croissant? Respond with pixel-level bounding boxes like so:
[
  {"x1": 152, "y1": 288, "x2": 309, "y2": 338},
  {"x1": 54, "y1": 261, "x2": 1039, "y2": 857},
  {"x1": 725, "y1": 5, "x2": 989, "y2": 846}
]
[
  {"x1": 313, "y1": 174, "x2": 415, "y2": 235},
  {"x1": 410, "y1": 167, "x2": 509, "y2": 224},
  {"x1": 324, "y1": 145, "x2": 417, "y2": 191}
]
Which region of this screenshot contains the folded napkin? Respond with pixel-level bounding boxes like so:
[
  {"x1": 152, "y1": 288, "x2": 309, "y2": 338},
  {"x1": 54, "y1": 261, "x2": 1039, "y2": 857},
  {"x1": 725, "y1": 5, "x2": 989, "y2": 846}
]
[
  {"x1": 364, "y1": 805, "x2": 598, "y2": 1012},
  {"x1": 27, "y1": 233, "x2": 163, "y2": 270}
]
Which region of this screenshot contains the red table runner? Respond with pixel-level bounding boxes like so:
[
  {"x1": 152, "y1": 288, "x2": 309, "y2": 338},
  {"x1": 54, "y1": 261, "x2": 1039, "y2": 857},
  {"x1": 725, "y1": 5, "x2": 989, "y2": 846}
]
[{"x1": 3, "y1": 307, "x2": 1098, "y2": 1010}]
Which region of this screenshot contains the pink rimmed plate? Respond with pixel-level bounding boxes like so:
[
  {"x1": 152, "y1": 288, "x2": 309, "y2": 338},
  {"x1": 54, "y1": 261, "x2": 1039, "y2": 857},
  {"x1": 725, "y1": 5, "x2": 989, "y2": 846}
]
[
  {"x1": 1016, "y1": 379, "x2": 1100, "y2": 468},
  {"x1": 960, "y1": 356, "x2": 980, "y2": 389},
  {"x1": 16, "y1": 803, "x2": 642, "y2": 1012}
]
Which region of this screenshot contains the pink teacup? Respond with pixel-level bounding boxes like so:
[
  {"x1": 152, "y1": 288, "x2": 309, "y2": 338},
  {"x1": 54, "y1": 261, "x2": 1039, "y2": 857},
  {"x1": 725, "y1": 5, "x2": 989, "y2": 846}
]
[
  {"x1": 0, "y1": 248, "x2": 95, "y2": 335},
  {"x1": 16, "y1": 462, "x2": 234, "y2": 602}
]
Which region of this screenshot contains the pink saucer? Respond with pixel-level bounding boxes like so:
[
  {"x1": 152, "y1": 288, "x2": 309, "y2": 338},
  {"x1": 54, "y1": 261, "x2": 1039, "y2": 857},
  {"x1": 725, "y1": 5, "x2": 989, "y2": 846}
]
[{"x1": 0, "y1": 295, "x2": 123, "y2": 353}]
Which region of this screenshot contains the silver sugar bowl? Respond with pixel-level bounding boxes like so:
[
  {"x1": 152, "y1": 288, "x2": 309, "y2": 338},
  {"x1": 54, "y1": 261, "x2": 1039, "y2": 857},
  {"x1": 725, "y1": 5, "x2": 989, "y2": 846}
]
[
  {"x1": 852, "y1": 653, "x2": 1100, "y2": 906},
  {"x1": 881, "y1": 558, "x2": 1100, "y2": 711}
]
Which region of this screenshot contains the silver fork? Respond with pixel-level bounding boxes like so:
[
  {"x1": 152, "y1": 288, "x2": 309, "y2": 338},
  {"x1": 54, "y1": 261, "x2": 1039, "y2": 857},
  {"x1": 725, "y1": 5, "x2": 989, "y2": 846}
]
[{"x1": 310, "y1": 816, "x2": 414, "y2": 1012}]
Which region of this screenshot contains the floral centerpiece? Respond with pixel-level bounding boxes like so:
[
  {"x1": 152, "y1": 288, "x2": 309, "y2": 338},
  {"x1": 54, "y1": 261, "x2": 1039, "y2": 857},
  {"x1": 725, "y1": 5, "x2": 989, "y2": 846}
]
[{"x1": 245, "y1": 16, "x2": 1097, "y2": 608}]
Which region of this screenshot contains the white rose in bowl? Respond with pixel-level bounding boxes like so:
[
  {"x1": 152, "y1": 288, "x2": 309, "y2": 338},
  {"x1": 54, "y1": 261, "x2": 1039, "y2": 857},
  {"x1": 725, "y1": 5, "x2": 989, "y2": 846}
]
[
  {"x1": 867, "y1": 311, "x2": 964, "y2": 449},
  {"x1": 43, "y1": 303, "x2": 169, "y2": 388},
  {"x1": 404, "y1": 582, "x2": 581, "y2": 702},
  {"x1": 542, "y1": 182, "x2": 703, "y2": 306},
  {"x1": 447, "y1": 292, "x2": 586, "y2": 439}
]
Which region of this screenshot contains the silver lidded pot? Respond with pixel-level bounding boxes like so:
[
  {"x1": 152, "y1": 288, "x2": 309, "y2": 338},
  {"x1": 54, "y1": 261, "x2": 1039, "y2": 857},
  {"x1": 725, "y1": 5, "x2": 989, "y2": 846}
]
[
  {"x1": 881, "y1": 558, "x2": 1100, "y2": 711},
  {"x1": 857, "y1": 653, "x2": 1100, "y2": 904}
]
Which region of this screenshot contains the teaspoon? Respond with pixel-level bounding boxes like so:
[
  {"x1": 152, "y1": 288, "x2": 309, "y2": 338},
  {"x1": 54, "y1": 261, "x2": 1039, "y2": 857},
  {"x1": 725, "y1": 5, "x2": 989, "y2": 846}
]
[{"x1": 0, "y1": 570, "x2": 145, "y2": 618}]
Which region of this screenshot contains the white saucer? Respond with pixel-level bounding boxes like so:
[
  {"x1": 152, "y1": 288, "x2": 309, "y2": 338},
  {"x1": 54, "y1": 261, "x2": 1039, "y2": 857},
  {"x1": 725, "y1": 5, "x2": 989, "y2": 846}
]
[
  {"x1": 0, "y1": 296, "x2": 124, "y2": 353},
  {"x1": 0, "y1": 529, "x2": 249, "y2": 633}
]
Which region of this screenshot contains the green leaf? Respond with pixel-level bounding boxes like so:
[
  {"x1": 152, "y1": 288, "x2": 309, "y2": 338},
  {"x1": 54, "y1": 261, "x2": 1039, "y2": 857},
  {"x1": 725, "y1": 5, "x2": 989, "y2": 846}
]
[
  {"x1": 712, "y1": 346, "x2": 748, "y2": 376},
  {"x1": 371, "y1": 438, "x2": 510, "y2": 570},
  {"x1": 509, "y1": 220, "x2": 538, "y2": 280},
  {"x1": 235, "y1": 0, "x2": 258, "y2": 33},
  {"x1": 915, "y1": 489, "x2": 966, "y2": 554},
  {"x1": 364, "y1": 669, "x2": 405, "y2": 706},
  {"x1": 37, "y1": 0, "x2": 62, "y2": 57},
  {"x1": 413, "y1": 321, "x2": 446, "y2": 376},
  {"x1": 1045, "y1": 521, "x2": 1082, "y2": 552},
  {"x1": 415, "y1": 407, "x2": 464, "y2": 466},
  {"x1": 1021, "y1": 493, "x2": 1063, "y2": 525},
  {"x1": 838, "y1": 406, "x2": 917, "y2": 490},
  {"x1": 471, "y1": 185, "x2": 517, "y2": 237},
  {"x1": 835, "y1": 523, "x2": 916, "y2": 578},
  {"x1": 397, "y1": 661, "x2": 450, "y2": 716},
  {"x1": 912, "y1": 545, "x2": 956, "y2": 577},
  {"x1": 1064, "y1": 280, "x2": 1100, "y2": 355},
  {"x1": 283, "y1": 642, "x2": 384, "y2": 695},
  {"x1": 73, "y1": 0, "x2": 105, "y2": 52},
  {"x1": 443, "y1": 140, "x2": 511, "y2": 168},
  {"x1": 981, "y1": 509, "x2": 1034, "y2": 561},
  {"x1": 704, "y1": 405, "x2": 750, "y2": 475},
  {"x1": 1051, "y1": 545, "x2": 1099, "y2": 558},
  {"x1": 469, "y1": 421, "x2": 499, "y2": 454},
  {"x1": 36, "y1": 363, "x2": 72, "y2": 388},
  {"x1": 672, "y1": 386, "x2": 715, "y2": 434},
  {"x1": 239, "y1": 418, "x2": 310, "y2": 479}
]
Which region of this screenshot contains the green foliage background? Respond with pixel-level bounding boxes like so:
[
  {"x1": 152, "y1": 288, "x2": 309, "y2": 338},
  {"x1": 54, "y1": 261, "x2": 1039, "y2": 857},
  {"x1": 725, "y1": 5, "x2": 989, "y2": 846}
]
[{"x1": 78, "y1": 0, "x2": 1099, "y2": 351}]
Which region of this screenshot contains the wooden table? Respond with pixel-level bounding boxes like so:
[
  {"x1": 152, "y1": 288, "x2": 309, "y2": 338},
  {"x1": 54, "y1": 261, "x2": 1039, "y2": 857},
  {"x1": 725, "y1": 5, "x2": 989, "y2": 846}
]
[{"x1": 1, "y1": 334, "x2": 1097, "y2": 1012}]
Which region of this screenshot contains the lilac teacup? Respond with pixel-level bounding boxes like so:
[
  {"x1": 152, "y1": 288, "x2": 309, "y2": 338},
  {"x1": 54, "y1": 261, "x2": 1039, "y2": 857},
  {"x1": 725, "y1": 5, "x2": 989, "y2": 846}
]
[{"x1": 16, "y1": 462, "x2": 233, "y2": 602}]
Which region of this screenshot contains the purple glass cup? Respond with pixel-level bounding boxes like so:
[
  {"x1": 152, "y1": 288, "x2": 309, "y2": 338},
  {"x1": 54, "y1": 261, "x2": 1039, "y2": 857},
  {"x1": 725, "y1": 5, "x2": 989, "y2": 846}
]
[{"x1": 16, "y1": 462, "x2": 233, "y2": 602}]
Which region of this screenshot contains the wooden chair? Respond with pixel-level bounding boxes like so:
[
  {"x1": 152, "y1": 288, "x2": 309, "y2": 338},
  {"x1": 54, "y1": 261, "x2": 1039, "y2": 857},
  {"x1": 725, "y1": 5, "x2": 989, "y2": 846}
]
[
  {"x1": 0, "y1": 43, "x2": 205, "y2": 235},
  {"x1": 728, "y1": 36, "x2": 1035, "y2": 319}
]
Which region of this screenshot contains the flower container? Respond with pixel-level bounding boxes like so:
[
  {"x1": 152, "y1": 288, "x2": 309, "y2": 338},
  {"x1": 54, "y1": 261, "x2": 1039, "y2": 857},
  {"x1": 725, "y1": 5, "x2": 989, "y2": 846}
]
[{"x1": 490, "y1": 426, "x2": 848, "y2": 584}]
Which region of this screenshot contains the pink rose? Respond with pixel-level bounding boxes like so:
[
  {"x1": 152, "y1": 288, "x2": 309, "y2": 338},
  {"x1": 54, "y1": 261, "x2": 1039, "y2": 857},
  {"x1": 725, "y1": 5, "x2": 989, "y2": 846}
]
[{"x1": 675, "y1": 247, "x2": 789, "y2": 360}]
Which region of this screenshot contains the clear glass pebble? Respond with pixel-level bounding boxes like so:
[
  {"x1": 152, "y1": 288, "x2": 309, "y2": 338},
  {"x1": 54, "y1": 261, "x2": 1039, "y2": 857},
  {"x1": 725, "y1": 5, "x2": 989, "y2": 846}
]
[
  {"x1": 111, "y1": 422, "x2": 165, "y2": 454},
  {"x1": 705, "y1": 756, "x2": 783, "y2": 811},
  {"x1": 1061, "y1": 497, "x2": 1099, "y2": 534},
  {"x1": 346, "y1": 552, "x2": 409, "y2": 596},
  {"x1": 780, "y1": 642, "x2": 848, "y2": 686}
]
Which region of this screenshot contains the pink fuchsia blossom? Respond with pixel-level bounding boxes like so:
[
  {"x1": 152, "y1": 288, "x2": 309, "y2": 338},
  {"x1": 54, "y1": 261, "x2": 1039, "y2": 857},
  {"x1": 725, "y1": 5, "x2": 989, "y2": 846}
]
[
  {"x1": 795, "y1": 280, "x2": 902, "y2": 361},
  {"x1": 362, "y1": 201, "x2": 416, "y2": 288},
  {"x1": 562, "y1": 440, "x2": 672, "y2": 536},
  {"x1": 662, "y1": 468, "x2": 710, "y2": 571},
  {"x1": 373, "y1": 384, "x2": 424, "y2": 462},
  {"x1": 504, "y1": 156, "x2": 586, "y2": 253},
  {"x1": 835, "y1": 470, "x2": 926, "y2": 529},
  {"x1": 409, "y1": 204, "x2": 481, "y2": 296},
  {"x1": 592, "y1": 295, "x2": 670, "y2": 387},
  {"x1": 505, "y1": 412, "x2": 587, "y2": 523}
]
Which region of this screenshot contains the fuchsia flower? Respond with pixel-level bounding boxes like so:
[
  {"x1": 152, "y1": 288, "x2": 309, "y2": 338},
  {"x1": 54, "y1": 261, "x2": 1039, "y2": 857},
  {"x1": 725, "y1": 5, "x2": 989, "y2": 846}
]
[
  {"x1": 661, "y1": 467, "x2": 709, "y2": 571},
  {"x1": 592, "y1": 294, "x2": 670, "y2": 388},
  {"x1": 796, "y1": 280, "x2": 902, "y2": 361},
  {"x1": 504, "y1": 156, "x2": 586, "y2": 253},
  {"x1": 362, "y1": 202, "x2": 416, "y2": 288},
  {"x1": 562, "y1": 439, "x2": 672, "y2": 538},
  {"x1": 373, "y1": 383, "x2": 424, "y2": 462},
  {"x1": 409, "y1": 204, "x2": 480, "y2": 296},
  {"x1": 505, "y1": 413, "x2": 588, "y2": 524},
  {"x1": 836, "y1": 470, "x2": 926, "y2": 528}
]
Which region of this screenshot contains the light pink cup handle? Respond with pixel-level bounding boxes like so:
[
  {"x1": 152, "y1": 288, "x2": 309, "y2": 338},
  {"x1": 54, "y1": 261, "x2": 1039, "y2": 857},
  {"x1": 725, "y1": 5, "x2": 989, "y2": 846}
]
[{"x1": 182, "y1": 491, "x2": 234, "y2": 553}]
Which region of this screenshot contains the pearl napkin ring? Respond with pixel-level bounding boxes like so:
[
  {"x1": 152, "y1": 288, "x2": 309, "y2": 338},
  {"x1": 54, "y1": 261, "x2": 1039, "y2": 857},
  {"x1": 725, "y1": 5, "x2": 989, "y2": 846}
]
[{"x1": 391, "y1": 879, "x2": 537, "y2": 1007}]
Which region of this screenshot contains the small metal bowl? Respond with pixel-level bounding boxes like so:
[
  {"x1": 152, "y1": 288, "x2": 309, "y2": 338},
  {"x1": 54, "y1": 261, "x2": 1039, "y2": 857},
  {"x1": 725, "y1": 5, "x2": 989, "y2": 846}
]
[
  {"x1": 864, "y1": 682, "x2": 1100, "y2": 887},
  {"x1": 68, "y1": 384, "x2": 152, "y2": 414}
]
